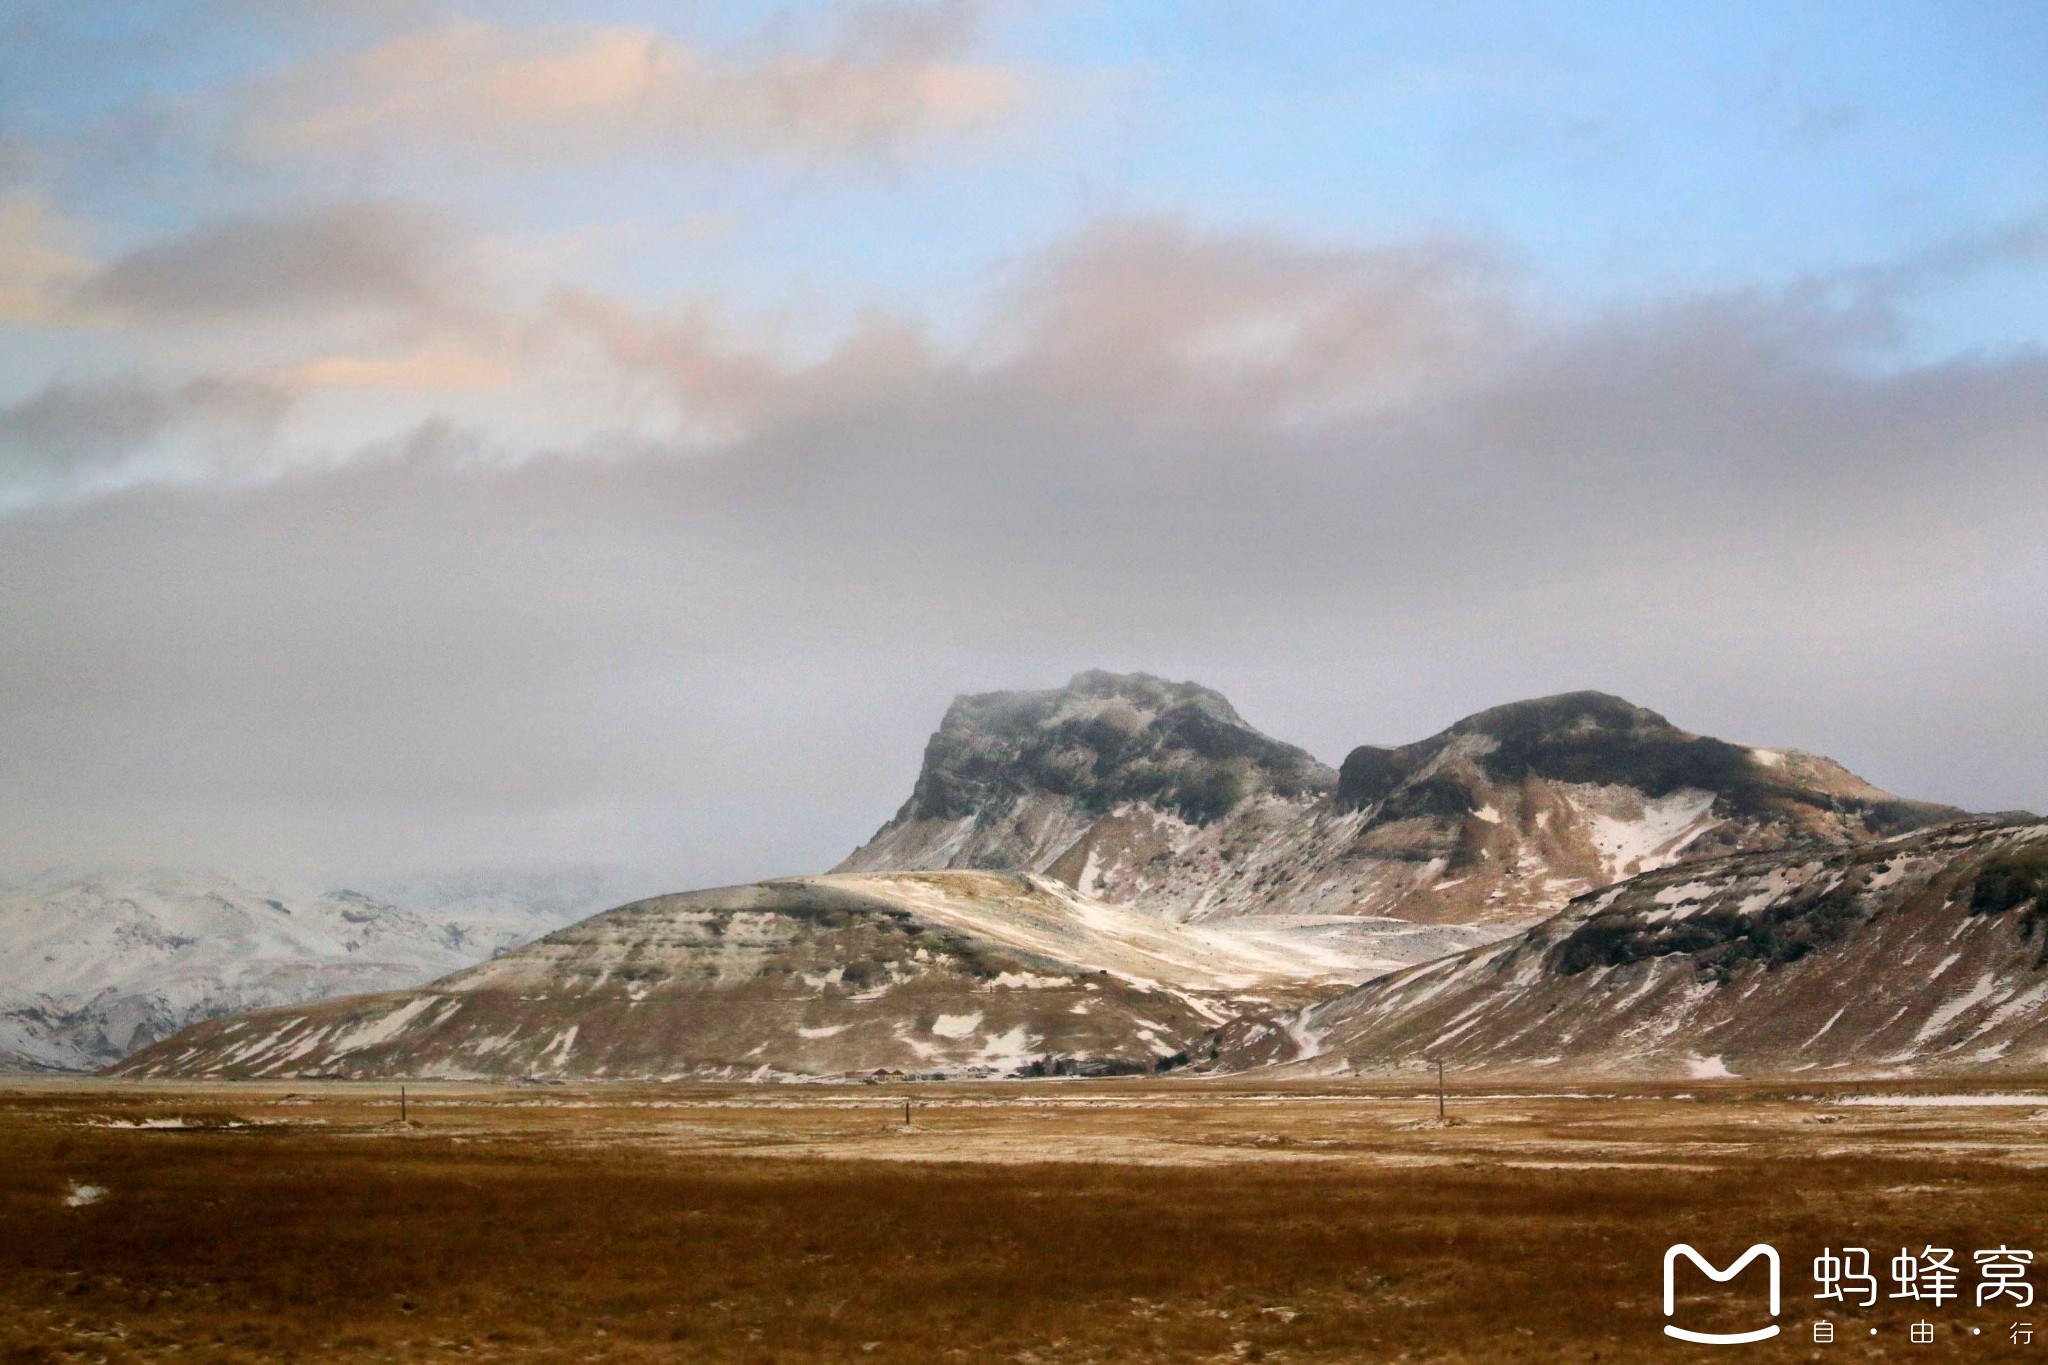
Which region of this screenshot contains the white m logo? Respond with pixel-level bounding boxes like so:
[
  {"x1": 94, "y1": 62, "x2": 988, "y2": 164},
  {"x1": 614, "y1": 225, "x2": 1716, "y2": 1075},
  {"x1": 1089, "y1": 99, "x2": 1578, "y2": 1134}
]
[{"x1": 1663, "y1": 1243, "x2": 1781, "y2": 1344}]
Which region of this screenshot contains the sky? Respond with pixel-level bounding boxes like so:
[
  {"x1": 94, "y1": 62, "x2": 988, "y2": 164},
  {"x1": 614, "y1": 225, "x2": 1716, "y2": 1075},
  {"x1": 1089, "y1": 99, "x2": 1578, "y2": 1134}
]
[{"x1": 0, "y1": 0, "x2": 2044, "y2": 891}]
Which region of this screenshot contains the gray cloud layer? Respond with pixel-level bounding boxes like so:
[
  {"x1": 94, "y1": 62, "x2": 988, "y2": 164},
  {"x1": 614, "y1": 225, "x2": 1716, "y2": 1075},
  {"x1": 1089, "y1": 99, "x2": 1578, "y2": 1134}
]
[
  {"x1": 73, "y1": 202, "x2": 455, "y2": 324},
  {"x1": 1, "y1": 218, "x2": 2042, "y2": 889},
  {"x1": 0, "y1": 375, "x2": 291, "y2": 502}
]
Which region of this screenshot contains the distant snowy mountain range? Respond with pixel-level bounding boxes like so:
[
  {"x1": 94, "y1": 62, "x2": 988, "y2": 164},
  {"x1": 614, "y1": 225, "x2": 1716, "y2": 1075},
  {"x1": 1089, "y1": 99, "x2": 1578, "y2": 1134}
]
[{"x1": 0, "y1": 867, "x2": 629, "y2": 1072}]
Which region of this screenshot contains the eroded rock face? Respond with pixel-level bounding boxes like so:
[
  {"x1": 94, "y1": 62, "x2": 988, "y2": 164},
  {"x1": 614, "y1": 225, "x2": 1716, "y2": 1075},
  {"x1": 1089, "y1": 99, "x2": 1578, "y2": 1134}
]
[
  {"x1": 110, "y1": 872, "x2": 1383, "y2": 1082},
  {"x1": 1200, "y1": 818, "x2": 2048, "y2": 1079},
  {"x1": 1338, "y1": 691, "x2": 1948, "y2": 844},
  {"x1": 841, "y1": 671, "x2": 1335, "y2": 876},
  {"x1": 839, "y1": 676, "x2": 1963, "y2": 929}
]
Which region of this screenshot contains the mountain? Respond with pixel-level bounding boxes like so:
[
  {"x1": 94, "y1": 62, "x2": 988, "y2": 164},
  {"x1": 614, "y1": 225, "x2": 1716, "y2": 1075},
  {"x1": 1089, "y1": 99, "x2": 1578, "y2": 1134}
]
[
  {"x1": 0, "y1": 869, "x2": 580, "y2": 1073},
  {"x1": 838, "y1": 675, "x2": 1961, "y2": 930},
  {"x1": 108, "y1": 676, "x2": 1977, "y2": 1083},
  {"x1": 111, "y1": 871, "x2": 1436, "y2": 1082},
  {"x1": 1197, "y1": 817, "x2": 2048, "y2": 1078},
  {"x1": 841, "y1": 671, "x2": 1336, "y2": 880},
  {"x1": 357, "y1": 865, "x2": 641, "y2": 936},
  {"x1": 377, "y1": 872, "x2": 603, "y2": 956}
]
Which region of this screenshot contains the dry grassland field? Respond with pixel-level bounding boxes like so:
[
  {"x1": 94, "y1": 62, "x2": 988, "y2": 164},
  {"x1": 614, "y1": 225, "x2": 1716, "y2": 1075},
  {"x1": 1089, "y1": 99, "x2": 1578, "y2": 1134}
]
[{"x1": 7, "y1": 1079, "x2": 2048, "y2": 1363}]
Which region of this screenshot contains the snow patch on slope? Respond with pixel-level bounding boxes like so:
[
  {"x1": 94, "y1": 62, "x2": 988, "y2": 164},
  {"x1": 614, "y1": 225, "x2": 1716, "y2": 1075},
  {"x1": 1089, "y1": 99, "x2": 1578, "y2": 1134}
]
[{"x1": 1580, "y1": 788, "x2": 1719, "y2": 879}]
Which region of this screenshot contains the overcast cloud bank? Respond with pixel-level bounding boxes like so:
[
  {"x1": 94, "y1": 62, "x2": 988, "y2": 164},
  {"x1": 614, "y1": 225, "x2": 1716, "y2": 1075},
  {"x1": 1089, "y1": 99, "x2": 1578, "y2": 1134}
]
[{"x1": 0, "y1": 2, "x2": 2041, "y2": 891}]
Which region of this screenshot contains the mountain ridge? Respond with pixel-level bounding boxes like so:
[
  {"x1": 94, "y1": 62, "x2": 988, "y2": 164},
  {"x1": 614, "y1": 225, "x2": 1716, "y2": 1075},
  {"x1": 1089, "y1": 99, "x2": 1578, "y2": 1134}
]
[
  {"x1": 1195, "y1": 815, "x2": 2048, "y2": 1078},
  {"x1": 103, "y1": 674, "x2": 1989, "y2": 1083},
  {"x1": 0, "y1": 868, "x2": 592, "y2": 1072},
  {"x1": 839, "y1": 675, "x2": 1964, "y2": 929},
  {"x1": 111, "y1": 870, "x2": 1429, "y2": 1082}
]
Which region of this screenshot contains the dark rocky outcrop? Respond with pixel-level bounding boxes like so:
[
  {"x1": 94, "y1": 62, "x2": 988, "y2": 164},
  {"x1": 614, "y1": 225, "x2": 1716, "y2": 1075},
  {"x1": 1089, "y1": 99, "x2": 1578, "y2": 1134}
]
[
  {"x1": 844, "y1": 677, "x2": 1965, "y2": 929},
  {"x1": 1198, "y1": 818, "x2": 2048, "y2": 1078},
  {"x1": 896, "y1": 670, "x2": 1332, "y2": 830}
]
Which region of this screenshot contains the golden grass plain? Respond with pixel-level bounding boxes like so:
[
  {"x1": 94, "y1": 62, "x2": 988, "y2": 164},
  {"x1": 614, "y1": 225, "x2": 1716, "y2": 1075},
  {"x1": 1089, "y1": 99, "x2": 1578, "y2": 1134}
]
[{"x1": 6, "y1": 1076, "x2": 2048, "y2": 1362}]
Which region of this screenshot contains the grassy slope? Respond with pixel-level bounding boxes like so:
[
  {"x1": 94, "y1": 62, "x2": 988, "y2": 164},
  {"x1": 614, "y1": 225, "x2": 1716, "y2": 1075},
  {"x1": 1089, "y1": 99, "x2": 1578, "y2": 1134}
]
[{"x1": 5, "y1": 1081, "x2": 2046, "y2": 1362}]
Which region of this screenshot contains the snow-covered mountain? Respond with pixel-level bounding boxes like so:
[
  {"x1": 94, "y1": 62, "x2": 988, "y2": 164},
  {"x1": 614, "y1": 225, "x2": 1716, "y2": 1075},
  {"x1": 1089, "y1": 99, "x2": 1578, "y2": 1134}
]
[
  {"x1": 106, "y1": 674, "x2": 1985, "y2": 1084},
  {"x1": 0, "y1": 869, "x2": 586, "y2": 1072},
  {"x1": 839, "y1": 674, "x2": 1962, "y2": 928},
  {"x1": 358, "y1": 865, "x2": 640, "y2": 937},
  {"x1": 1197, "y1": 817, "x2": 2048, "y2": 1078},
  {"x1": 113, "y1": 870, "x2": 1414, "y2": 1081}
]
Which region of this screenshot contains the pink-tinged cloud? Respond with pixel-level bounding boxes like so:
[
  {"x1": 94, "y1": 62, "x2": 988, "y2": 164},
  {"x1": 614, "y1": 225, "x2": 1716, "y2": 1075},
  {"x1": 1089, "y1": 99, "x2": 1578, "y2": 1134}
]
[
  {"x1": 237, "y1": 15, "x2": 1033, "y2": 166},
  {"x1": 282, "y1": 342, "x2": 515, "y2": 392},
  {"x1": 998, "y1": 218, "x2": 1515, "y2": 421},
  {"x1": 0, "y1": 196, "x2": 91, "y2": 324}
]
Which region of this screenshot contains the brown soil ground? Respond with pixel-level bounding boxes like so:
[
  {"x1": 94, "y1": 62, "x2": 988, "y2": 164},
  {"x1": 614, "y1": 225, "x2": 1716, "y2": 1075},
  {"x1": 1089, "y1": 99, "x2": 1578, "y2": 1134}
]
[{"x1": 6, "y1": 1076, "x2": 2048, "y2": 1362}]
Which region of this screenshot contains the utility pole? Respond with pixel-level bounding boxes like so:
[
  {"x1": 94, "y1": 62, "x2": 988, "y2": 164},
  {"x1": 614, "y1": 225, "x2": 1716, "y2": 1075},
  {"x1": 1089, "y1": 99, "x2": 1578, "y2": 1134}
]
[{"x1": 1431, "y1": 1059, "x2": 1445, "y2": 1120}]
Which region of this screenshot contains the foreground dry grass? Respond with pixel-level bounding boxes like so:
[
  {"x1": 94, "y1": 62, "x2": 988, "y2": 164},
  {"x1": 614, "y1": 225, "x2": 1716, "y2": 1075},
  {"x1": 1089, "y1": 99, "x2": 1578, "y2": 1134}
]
[{"x1": 6, "y1": 1078, "x2": 2048, "y2": 1362}]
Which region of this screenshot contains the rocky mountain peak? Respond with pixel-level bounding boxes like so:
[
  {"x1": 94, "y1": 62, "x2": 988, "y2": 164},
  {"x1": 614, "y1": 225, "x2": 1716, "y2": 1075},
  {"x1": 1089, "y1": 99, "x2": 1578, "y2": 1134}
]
[
  {"x1": 898, "y1": 671, "x2": 1332, "y2": 830},
  {"x1": 1337, "y1": 690, "x2": 1730, "y2": 809},
  {"x1": 1450, "y1": 689, "x2": 1677, "y2": 741},
  {"x1": 1335, "y1": 689, "x2": 1956, "y2": 841},
  {"x1": 1061, "y1": 669, "x2": 1249, "y2": 725},
  {"x1": 841, "y1": 675, "x2": 1967, "y2": 929}
]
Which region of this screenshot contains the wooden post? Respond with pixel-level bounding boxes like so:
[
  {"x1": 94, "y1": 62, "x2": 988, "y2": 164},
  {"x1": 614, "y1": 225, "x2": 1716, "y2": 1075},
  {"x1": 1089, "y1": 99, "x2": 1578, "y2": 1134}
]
[
  {"x1": 903, "y1": 1098, "x2": 911, "y2": 1127},
  {"x1": 401, "y1": 1084, "x2": 407, "y2": 1124},
  {"x1": 1435, "y1": 1060, "x2": 1445, "y2": 1120}
]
